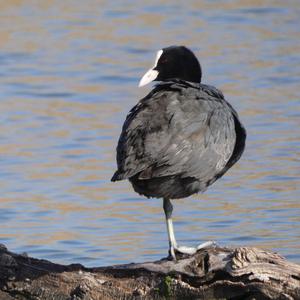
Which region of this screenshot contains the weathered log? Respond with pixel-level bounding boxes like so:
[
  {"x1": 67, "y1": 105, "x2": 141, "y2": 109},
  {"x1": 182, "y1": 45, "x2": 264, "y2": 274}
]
[{"x1": 0, "y1": 243, "x2": 299, "y2": 300}]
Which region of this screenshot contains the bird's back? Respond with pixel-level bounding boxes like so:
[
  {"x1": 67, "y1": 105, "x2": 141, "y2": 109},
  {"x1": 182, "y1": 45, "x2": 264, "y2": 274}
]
[{"x1": 112, "y1": 80, "x2": 246, "y2": 199}]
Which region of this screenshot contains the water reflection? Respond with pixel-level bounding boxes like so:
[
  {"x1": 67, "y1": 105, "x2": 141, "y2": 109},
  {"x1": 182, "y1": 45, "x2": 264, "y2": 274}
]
[{"x1": 0, "y1": 1, "x2": 299, "y2": 267}]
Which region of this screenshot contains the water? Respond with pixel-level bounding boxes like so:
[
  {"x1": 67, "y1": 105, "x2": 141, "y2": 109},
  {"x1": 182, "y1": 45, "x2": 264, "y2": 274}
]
[{"x1": 0, "y1": 0, "x2": 299, "y2": 267}]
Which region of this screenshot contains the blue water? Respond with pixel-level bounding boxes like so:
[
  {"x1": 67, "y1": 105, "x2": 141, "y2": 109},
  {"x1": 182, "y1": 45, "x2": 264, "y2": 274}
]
[{"x1": 0, "y1": 1, "x2": 299, "y2": 267}]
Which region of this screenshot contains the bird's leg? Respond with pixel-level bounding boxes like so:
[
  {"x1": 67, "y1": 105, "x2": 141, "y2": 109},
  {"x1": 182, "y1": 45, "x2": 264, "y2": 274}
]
[
  {"x1": 163, "y1": 198, "x2": 177, "y2": 259},
  {"x1": 163, "y1": 198, "x2": 216, "y2": 259}
]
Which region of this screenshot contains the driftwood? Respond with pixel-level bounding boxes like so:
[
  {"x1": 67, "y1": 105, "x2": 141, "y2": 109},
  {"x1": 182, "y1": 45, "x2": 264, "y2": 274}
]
[{"x1": 0, "y1": 243, "x2": 299, "y2": 300}]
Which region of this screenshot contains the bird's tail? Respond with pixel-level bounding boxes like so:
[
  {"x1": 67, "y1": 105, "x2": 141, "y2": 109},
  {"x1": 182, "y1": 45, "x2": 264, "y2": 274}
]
[{"x1": 111, "y1": 170, "x2": 122, "y2": 182}]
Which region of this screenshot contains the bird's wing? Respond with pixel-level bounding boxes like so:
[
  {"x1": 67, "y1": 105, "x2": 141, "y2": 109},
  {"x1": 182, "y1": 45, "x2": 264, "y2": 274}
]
[
  {"x1": 111, "y1": 89, "x2": 170, "y2": 181},
  {"x1": 150, "y1": 102, "x2": 236, "y2": 183},
  {"x1": 111, "y1": 83, "x2": 236, "y2": 184}
]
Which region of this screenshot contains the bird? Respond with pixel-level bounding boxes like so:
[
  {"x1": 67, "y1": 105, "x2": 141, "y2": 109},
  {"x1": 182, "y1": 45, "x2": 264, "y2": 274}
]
[{"x1": 111, "y1": 45, "x2": 246, "y2": 260}]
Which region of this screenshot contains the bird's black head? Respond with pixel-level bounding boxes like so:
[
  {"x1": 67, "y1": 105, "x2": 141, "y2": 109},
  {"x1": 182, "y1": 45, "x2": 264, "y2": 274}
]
[{"x1": 139, "y1": 46, "x2": 202, "y2": 87}]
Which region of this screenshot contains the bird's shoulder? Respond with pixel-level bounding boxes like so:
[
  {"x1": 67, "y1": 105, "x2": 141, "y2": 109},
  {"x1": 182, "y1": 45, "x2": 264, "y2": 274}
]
[
  {"x1": 120, "y1": 79, "x2": 233, "y2": 149},
  {"x1": 125, "y1": 80, "x2": 227, "y2": 122}
]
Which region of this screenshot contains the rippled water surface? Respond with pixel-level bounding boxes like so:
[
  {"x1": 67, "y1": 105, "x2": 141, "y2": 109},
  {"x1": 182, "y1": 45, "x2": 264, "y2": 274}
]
[{"x1": 0, "y1": 0, "x2": 299, "y2": 266}]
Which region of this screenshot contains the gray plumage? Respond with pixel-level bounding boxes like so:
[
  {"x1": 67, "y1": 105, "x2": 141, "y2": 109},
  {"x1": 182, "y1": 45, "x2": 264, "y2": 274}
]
[{"x1": 111, "y1": 79, "x2": 246, "y2": 199}]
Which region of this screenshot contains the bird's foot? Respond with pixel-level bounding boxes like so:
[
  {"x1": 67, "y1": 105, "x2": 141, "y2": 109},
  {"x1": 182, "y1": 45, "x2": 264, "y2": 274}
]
[
  {"x1": 196, "y1": 240, "x2": 218, "y2": 250},
  {"x1": 168, "y1": 241, "x2": 217, "y2": 260},
  {"x1": 175, "y1": 245, "x2": 197, "y2": 255},
  {"x1": 176, "y1": 240, "x2": 217, "y2": 254}
]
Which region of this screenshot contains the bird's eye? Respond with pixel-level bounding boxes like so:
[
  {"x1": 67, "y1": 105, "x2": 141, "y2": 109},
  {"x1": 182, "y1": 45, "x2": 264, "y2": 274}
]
[{"x1": 160, "y1": 58, "x2": 168, "y2": 64}]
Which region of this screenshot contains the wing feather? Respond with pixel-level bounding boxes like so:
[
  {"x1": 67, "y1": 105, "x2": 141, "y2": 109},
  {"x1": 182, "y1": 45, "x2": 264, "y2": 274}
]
[{"x1": 112, "y1": 82, "x2": 236, "y2": 185}]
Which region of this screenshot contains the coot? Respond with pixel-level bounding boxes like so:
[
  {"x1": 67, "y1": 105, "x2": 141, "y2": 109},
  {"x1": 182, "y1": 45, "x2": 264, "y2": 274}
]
[{"x1": 112, "y1": 46, "x2": 246, "y2": 259}]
